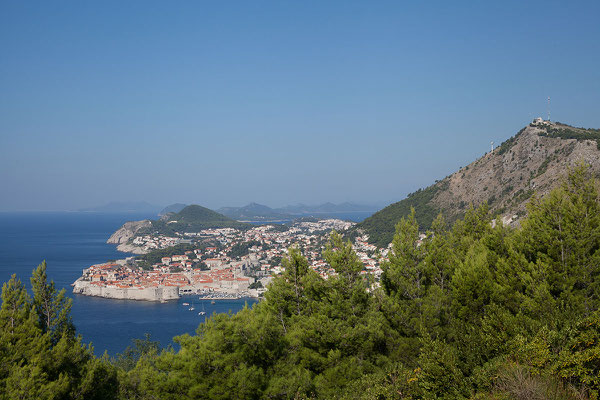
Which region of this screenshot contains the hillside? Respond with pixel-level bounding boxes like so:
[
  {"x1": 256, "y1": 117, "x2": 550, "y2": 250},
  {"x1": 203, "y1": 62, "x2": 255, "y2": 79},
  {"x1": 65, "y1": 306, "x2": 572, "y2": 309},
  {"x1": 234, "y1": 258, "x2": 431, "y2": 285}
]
[
  {"x1": 107, "y1": 205, "x2": 250, "y2": 252},
  {"x1": 218, "y1": 202, "x2": 377, "y2": 221},
  {"x1": 150, "y1": 205, "x2": 250, "y2": 234},
  {"x1": 276, "y1": 202, "x2": 375, "y2": 214},
  {"x1": 158, "y1": 203, "x2": 187, "y2": 216},
  {"x1": 217, "y1": 202, "x2": 292, "y2": 221},
  {"x1": 357, "y1": 120, "x2": 600, "y2": 247}
]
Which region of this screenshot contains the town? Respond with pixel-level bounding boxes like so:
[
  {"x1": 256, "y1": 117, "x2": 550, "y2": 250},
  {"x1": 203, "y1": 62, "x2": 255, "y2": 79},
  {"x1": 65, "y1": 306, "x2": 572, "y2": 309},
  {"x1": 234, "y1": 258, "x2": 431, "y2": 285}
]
[{"x1": 72, "y1": 219, "x2": 387, "y2": 301}]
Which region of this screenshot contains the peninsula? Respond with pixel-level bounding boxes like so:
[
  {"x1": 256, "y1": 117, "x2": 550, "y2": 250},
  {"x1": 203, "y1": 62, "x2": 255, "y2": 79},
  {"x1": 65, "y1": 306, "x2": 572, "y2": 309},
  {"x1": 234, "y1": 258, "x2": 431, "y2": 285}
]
[{"x1": 74, "y1": 219, "x2": 366, "y2": 301}]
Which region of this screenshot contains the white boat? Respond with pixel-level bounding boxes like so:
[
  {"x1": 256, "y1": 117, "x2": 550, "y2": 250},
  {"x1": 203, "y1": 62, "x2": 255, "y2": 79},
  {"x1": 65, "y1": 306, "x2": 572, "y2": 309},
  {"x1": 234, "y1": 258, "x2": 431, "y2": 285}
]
[
  {"x1": 189, "y1": 306, "x2": 195, "y2": 311},
  {"x1": 182, "y1": 302, "x2": 189, "y2": 306}
]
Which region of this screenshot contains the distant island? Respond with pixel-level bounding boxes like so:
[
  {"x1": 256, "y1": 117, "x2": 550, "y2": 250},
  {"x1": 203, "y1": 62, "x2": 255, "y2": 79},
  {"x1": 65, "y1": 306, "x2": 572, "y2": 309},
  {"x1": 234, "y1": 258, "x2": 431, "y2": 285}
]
[
  {"x1": 158, "y1": 203, "x2": 187, "y2": 216},
  {"x1": 217, "y1": 201, "x2": 378, "y2": 221}
]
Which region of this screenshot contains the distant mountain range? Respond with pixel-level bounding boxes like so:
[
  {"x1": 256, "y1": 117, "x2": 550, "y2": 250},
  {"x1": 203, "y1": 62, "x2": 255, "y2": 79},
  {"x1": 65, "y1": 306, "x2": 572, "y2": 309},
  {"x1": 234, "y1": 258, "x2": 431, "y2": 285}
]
[
  {"x1": 78, "y1": 201, "x2": 162, "y2": 213},
  {"x1": 216, "y1": 202, "x2": 378, "y2": 221},
  {"x1": 158, "y1": 203, "x2": 187, "y2": 216},
  {"x1": 355, "y1": 120, "x2": 600, "y2": 247}
]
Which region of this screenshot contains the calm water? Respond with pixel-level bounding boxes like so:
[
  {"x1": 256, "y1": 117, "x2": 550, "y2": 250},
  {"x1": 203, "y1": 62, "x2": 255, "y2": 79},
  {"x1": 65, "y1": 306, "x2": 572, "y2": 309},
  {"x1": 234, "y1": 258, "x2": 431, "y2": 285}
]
[{"x1": 0, "y1": 212, "x2": 257, "y2": 356}]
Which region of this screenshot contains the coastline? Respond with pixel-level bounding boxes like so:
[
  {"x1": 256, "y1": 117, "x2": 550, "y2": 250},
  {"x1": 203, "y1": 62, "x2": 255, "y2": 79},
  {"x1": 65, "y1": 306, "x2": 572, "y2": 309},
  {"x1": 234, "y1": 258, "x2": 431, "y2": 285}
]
[
  {"x1": 115, "y1": 243, "x2": 147, "y2": 254},
  {"x1": 72, "y1": 257, "x2": 264, "y2": 302}
]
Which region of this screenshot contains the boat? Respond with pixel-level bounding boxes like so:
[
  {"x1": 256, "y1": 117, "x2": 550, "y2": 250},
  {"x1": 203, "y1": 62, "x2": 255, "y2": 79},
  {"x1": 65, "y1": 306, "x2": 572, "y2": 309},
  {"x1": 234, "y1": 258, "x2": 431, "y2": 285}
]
[
  {"x1": 182, "y1": 302, "x2": 189, "y2": 306},
  {"x1": 189, "y1": 307, "x2": 195, "y2": 311},
  {"x1": 199, "y1": 302, "x2": 206, "y2": 315},
  {"x1": 211, "y1": 300, "x2": 215, "y2": 304}
]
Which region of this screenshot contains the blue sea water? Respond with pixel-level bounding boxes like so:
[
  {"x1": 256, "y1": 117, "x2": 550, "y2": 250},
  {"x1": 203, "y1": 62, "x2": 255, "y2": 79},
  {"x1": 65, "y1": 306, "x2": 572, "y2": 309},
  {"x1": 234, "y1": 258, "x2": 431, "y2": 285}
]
[
  {"x1": 0, "y1": 210, "x2": 375, "y2": 356},
  {"x1": 0, "y1": 212, "x2": 257, "y2": 356}
]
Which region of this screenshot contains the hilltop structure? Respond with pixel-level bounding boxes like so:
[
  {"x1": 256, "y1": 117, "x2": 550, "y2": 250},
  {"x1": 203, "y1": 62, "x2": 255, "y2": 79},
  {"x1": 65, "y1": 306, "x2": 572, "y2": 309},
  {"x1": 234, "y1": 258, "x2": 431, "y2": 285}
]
[{"x1": 356, "y1": 120, "x2": 600, "y2": 246}]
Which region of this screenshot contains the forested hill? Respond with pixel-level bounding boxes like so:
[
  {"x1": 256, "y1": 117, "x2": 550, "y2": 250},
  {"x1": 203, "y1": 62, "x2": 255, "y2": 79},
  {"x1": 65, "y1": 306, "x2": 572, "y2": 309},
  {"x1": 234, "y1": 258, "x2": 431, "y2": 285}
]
[
  {"x1": 108, "y1": 205, "x2": 250, "y2": 245},
  {"x1": 151, "y1": 205, "x2": 250, "y2": 233},
  {"x1": 357, "y1": 120, "x2": 600, "y2": 247},
  {"x1": 5, "y1": 167, "x2": 600, "y2": 399}
]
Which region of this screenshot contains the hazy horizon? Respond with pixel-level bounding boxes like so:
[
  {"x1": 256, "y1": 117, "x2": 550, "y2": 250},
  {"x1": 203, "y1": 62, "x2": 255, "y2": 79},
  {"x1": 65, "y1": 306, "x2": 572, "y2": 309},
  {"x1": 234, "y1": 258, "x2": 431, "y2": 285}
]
[
  {"x1": 2, "y1": 1, "x2": 599, "y2": 212},
  {"x1": 1, "y1": 200, "x2": 388, "y2": 214}
]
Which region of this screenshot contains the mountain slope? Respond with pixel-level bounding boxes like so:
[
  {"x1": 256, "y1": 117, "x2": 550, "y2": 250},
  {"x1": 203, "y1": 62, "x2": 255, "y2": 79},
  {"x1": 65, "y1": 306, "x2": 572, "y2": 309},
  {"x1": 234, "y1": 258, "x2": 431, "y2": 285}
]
[
  {"x1": 107, "y1": 205, "x2": 250, "y2": 251},
  {"x1": 158, "y1": 203, "x2": 187, "y2": 216},
  {"x1": 275, "y1": 202, "x2": 376, "y2": 214},
  {"x1": 357, "y1": 120, "x2": 600, "y2": 247},
  {"x1": 218, "y1": 202, "x2": 378, "y2": 221},
  {"x1": 217, "y1": 203, "x2": 292, "y2": 220},
  {"x1": 156, "y1": 205, "x2": 249, "y2": 232}
]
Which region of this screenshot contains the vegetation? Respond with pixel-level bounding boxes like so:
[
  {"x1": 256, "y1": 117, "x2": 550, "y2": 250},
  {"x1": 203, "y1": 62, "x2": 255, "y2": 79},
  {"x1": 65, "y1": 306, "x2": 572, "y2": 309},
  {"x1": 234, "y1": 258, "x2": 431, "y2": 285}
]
[
  {"x1": 3, "y1": 165, "x2": 600, "y2": 398},
  {"x1": 227, "y1": 240, "x2": 263, "y2": 259},
  {"x1": 248, "y1": 280, "x2": 263, "y2": 289},
  {"x1": 0, "y1": 261, "x2": 118, "y2": 399},
  {"x1": 355, "y1": 179, "x2": 449, "y2": 247},
  {"x1": 496, "y1": 126, "x2": 526, "y2": 156},
  {"x1": 136, "y1": 243, "x2": 198, "y2": 270},
  {"x1": 138, "y1": 205, "x2": 251, "y2": 236},
  {"x1": 537, "y1": 122, "x2": 600, "y2": 149}
]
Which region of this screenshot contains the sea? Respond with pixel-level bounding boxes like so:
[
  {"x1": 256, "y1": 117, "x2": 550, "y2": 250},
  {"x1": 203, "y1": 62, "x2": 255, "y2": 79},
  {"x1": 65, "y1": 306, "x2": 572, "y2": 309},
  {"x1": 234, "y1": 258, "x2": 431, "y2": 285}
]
[{"x1": 0, "y1": 210, "x2": 373, "y2": 356}]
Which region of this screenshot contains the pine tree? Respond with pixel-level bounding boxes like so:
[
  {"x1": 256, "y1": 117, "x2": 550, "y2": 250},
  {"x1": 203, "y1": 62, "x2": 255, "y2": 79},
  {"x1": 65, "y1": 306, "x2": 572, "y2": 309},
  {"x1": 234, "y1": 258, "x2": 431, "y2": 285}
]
[{"x1": 30, "y1": 261, "x2": 75, "y2": 345}]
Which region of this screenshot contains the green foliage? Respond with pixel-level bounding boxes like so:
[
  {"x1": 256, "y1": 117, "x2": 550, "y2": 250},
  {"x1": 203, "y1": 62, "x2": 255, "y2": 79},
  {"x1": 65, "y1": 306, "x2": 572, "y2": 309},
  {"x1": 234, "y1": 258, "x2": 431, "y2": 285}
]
[
  {"x1": 112, "y1": 333, "x2": 160, "y2": 371},
  {"x1": 496, "y1": 127, "x2": 526, "y2": 156},
  {"x1": 6, "y1": 164, "x2": 600, "y2": 398},
  {"x1": 538, "y1": 123, "x2": 600, "y2": 143},
  {"x1": 357, "y1": 180, "x2": 448, "y2": 247},
  {"x1": 555, "y1": 310, "x2": 600, "y2": 396},
  {"x1": 142, "y1": 205, "x2": 251, "y2": 235},
  {"x1": 228, "y1": 240, "x2": 262, "y2": 259},
  {"x1": 137, "y1": 243, "x2": 198, "y2": 267},
  {"x1": 248, "y1": 280, "x2": 263, "y2": 289},
  {"x1": 30, "y1": 260, "x2": 75, "y2": 345},
  {"x1": 0, "y1": 266, "x2": 119, "y2": 399}
]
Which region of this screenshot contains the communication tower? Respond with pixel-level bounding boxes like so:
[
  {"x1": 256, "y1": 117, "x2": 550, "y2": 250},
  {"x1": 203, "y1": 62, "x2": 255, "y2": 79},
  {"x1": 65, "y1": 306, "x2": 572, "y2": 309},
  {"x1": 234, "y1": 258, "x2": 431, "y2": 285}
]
[
  {"x1": 547, "y1": 96, "x2": 551, "y2": 121},
  {"x1": 491, "y1": 141, "x2": 494, "y2": 153}
]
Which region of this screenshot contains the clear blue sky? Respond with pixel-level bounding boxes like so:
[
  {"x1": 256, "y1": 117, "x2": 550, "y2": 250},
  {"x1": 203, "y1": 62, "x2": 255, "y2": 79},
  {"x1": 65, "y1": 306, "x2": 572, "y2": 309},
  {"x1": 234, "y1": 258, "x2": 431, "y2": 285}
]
[{"x1": 1, "y1": 0, "x2": 599, "y2": 211}]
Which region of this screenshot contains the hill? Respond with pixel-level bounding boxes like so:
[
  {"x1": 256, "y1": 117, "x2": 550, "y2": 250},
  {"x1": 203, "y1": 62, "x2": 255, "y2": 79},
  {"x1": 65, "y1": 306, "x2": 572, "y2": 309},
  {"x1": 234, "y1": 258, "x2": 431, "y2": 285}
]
[
  {"x1": 158, "y1": 203, "x2": 187, "y2": 216},
  {"x1": 218, "y1": 202, "x2": 378, "y2": 221},
  {"x1": 276, "y1": 202, "x2": 375, "y2": 215},
  {"x1": 217, "y1": 202, "x2": 292, "y2": 221},
  {"x1": 107, "y1": 205, "x2": 250, "y2": 252},
  {"x1": 152, "y1": 205, "x2": 250, "y2": 233},
  {"x1": 357, "y1": 120, "x2": 600, "y2": 247}
]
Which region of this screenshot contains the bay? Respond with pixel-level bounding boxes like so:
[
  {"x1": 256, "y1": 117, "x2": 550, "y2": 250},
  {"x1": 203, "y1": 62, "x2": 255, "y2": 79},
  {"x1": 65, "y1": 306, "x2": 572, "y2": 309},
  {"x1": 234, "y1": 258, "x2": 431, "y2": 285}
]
[{"x1": 0, "y1": 211, "x2": 256, "y2": 356}]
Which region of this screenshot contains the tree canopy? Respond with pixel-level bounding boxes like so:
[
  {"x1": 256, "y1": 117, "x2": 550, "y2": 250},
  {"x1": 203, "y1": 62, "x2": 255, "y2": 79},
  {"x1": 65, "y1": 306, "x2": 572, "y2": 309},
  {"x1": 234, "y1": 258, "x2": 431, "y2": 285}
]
[{"x1": 3, "y1": 165, "x2": 600, "y2": 399}]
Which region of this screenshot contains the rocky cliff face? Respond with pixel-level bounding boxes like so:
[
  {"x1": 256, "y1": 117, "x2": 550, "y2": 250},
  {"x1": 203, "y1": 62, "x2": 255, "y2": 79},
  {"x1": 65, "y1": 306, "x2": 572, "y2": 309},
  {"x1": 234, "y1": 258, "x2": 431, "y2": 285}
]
[
  {"x1": 107, "y1": 220, "x2": 152, "y2": 253},
  {"x1": 434, "y1": 121, "x2": 600, "y2": 222},
  {"x1": 357, "y1": 121, "x2": 600, "y2": 246}
]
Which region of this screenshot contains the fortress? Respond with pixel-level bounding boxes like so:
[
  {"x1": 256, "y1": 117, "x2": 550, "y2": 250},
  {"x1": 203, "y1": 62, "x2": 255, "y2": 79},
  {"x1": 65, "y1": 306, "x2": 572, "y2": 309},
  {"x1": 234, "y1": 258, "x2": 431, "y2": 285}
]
[{"x1": 72, "y1": 279, "x2": 180, "y2": 301}]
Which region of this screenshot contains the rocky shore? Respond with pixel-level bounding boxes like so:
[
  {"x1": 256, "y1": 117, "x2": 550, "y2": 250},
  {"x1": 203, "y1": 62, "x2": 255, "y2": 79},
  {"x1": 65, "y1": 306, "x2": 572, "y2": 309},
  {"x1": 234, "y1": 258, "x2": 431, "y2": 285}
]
[{"x1": 107, "y1": 219, "x2": 151, "y2": 254}]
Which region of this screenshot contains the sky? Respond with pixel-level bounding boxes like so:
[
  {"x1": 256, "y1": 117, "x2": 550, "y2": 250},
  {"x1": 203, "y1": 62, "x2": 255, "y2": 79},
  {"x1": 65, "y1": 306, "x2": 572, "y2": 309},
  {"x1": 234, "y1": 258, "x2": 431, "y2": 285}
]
[{"x1": 1, "y1": 0, "x2": 599, "y2": 211}]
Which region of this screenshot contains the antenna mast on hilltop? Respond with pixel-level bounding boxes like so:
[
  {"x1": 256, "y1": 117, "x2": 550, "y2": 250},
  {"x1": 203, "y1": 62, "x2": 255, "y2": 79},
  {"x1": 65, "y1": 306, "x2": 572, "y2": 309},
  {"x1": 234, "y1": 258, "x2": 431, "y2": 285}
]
[
  {"x1": 491, "y1": 141, "x2": 494, "y2": 153},
  {"x1": 547, "y1": 96, "x2": 551, "y2": 121}
]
